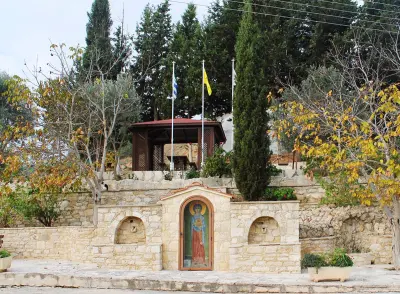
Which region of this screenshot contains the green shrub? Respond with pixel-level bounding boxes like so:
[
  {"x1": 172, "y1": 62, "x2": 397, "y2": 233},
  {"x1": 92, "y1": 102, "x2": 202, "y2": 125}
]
[
  {"x1": 263, "y1": 187, "x2": 297, "y2": 201},
  {"x1": 0, "y1": 250, "x2": 11, "y2": 258},
  {"x1": 328, "y1": 248, "x2": 354, "y2": 267},
  {"x1": 268, "y1": 165, "x2": 283, "y2": 176},
  {"x1": 10, "y1": 188, "x2": 62, "y2": 227},
  {"x1": 301, "y1": 248, "x2": 353, "y2": 270},
  {"x1": 202, "y1": 147, "x2": 232, "y2": 178},
  {"x1": 185, "y1": 168, "x2": 200, "y2": 179},
  {"x1": 301, "y1": 253, "x2": 328, "y2": 269}
]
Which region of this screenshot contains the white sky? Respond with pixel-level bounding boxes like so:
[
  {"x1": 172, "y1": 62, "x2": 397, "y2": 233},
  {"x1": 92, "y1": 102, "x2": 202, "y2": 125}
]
[
  {"x1": 0, "y1": 0, "x2": 212, "y2": 78},
  {"x1": 0, "y1": 0, "x2": 363, "y2": 78}
]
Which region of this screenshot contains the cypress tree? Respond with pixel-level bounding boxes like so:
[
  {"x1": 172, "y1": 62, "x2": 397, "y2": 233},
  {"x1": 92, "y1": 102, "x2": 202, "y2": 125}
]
[
  {"x1": 233, "y1": 0, "x2": 271, "y2": 201},
  {"x1": 82, "y1": 0, "x2": 113, "y2": 79}
]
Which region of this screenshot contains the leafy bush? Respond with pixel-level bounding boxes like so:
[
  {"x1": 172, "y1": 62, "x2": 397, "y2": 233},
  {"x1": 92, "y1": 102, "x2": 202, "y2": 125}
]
[
  {"x1": 301, "y1": 248, "x2": 353, "y2": 269},
  {"x1": 268, "y1": 165, "x2": 283, "y2": 176},
  {"x1": 202, "y1": 147, "x2": 232, "y2": 178},
  {"x1": 185, "y1": 167, "x2": 200, "y2": 179},
  {"x1": 301, "y1": 253, "x2": 328, "y2": 269},
  {"x1": 0, "y1": 194, "x2": 20, "y2": 228},
  {"x1": 328, "y1": 248, "x2": 354, "y2": 267},
  {"x1": 10, "y1": 188, "x2": 63, "y2": 227},
  {"x1": 263, "y1": 187, "x2": 297, "y2": 201},
  {"x1": 0, "y1": 250, "x2": 11, "y2": 258}
]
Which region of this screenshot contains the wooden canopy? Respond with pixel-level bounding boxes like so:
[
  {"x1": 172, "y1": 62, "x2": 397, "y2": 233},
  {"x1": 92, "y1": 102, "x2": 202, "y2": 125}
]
[{"x1": 129, "y1": 118, "x2": 226, "y2": 171}]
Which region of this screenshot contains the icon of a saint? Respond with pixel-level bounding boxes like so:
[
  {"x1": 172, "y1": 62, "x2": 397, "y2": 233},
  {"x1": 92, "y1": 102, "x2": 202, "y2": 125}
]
[{"x1": 191, "y1": 203, "x2": 206, "y2": 266}]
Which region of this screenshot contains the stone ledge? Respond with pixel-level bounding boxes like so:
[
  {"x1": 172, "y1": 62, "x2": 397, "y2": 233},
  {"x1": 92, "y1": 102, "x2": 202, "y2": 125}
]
[
  {"x1": 1, "y1": 272, "x2": 400, "y2": 293},
  {"x1": 300, "y1": 236, "x2": 337, "y2": 241},
  {"x1": 1, "y1": 260, "x2": 399, "y2": 293},
  {"x1": 231, "y1": 201, "x2": 300, "y2": 205},
  {"x1": 230, "y1": 243, "x2": 301, "y2": 248},
  {"x1": 99, "y1": 204, "x2": 162, "y2": 208}
]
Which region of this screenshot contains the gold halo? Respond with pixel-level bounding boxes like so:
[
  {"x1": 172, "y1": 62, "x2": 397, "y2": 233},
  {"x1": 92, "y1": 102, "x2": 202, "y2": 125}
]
[{"x1": 189, "y1": 201, "x2": 207, "y2": 215}]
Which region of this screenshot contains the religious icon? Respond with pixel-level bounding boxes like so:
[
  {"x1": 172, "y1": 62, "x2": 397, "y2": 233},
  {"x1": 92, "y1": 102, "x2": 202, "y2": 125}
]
[
  {"x1": 191, "y1": 203, "x2": 206, "y2": 266},
  {"x1": 183, "y1": 200, "x2": 210, "y2": 268}
]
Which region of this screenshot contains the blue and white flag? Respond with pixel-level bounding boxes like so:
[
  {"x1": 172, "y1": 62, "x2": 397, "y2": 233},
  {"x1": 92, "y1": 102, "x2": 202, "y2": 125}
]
[{"x1": 173, "y1": 74, "x2": 178, "y2": 99}]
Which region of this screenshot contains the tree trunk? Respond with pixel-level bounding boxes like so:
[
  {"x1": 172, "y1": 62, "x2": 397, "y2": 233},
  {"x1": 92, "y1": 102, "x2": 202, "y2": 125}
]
[
  {"x1": 392, "y1": 197, "x2": 400, "y2": 268},
  {"x1": 92, "y1": 185, "x2": 102, "y2": 204}
]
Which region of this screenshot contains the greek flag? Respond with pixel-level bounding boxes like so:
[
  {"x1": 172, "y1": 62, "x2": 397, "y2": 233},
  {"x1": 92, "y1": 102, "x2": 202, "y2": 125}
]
[{"x1": 173, "y1": 74, "x2": 178, "y2": 99}]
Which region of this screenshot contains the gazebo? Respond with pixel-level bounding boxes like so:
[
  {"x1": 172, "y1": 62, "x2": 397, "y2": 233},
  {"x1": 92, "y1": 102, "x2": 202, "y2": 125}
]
[{"x1": 129, "y1": 118, "x2": 226, "y2": 171}]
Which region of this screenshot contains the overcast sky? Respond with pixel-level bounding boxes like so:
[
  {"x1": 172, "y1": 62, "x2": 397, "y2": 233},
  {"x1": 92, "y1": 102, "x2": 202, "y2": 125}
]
[
  {"x1": 0, "y1": 0, "x2": 213, "y2": 78},
  {"x1": 1, "y1": 0, "x2": 363, "y2": 78}
]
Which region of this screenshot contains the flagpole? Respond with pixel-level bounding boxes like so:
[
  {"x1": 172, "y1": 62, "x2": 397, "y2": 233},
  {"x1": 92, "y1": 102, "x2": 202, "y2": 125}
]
[
  {"x1": 201, "y1": 60, "x2": 205, "y2": 168},
  {"x1": 231, "y1": 58, "x2": 235, "y2": 150},
  {"x1": 170, "y1": 61, "x2": 175, "y2": 171}
]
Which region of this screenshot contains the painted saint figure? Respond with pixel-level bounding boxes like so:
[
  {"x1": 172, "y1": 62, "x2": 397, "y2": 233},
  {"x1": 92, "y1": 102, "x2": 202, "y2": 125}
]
[{"x1": 191, "y1": 203, "x2": 206, "y2": 265}]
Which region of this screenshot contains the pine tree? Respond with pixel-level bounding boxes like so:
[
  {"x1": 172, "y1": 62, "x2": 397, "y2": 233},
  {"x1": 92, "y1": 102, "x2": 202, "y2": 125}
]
[
  {"x1": 202, "y1": 0, "x2": 243, "y2": 117},
  {"x1": 132, "y1": 1, "x2": 172, "y2": 121},
  {"x1": 165, "y1": 3, "x2": 204, "y2": 118},
  {"x1": 81, "y1": 0, "x2": 113, "y2": 80},
  {"x1": 250, "y1": 0, "x2": 357, "y2": 90},
  {"x1": 352, "y1": 0, "x2": 400, "y2": 84},
  {"x1": 233, "y1": 0, "x2": 271, "y2": 201},
  {"x1": 111, "y1": 24, "x2": 132, "y2": 80}
]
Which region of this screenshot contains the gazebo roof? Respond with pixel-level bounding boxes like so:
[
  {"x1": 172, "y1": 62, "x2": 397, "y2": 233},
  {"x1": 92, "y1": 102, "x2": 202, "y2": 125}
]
[
  {"x1": 129, "y1": 118, "x2": 226, "y2": 144},
  {"x1": 132, "y1": 118, "x2": 220, "y2": 127}
]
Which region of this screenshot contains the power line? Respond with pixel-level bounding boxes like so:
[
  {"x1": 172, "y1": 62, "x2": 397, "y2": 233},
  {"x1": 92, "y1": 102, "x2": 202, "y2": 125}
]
[
  {"x1": 170, "y1": 0, "x2": 399, "y2": 34},
  {"x1": 225, "y1": 0, "x2": 400, "y2": 29},
  {"x1": 305, "y1": 0, "x2": 400, "y2": 15},
  {"x1": 352, "y1": 0, "x2": 400, "y2": 10},
  {"x1": 224, "y1": 0, "x2": 400, "y2": 23}
]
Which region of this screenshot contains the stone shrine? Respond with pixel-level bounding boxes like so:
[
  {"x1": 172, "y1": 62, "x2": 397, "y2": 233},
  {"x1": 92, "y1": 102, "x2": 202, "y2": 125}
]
[{"x1": 0, "y1": 182, "x2": 301, "y2": 273}]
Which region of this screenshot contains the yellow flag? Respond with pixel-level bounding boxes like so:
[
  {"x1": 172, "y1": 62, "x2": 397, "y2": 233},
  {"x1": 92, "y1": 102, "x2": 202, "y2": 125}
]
[{"x1": 203, "y1": 69, "x2": 212, "y2": 96}]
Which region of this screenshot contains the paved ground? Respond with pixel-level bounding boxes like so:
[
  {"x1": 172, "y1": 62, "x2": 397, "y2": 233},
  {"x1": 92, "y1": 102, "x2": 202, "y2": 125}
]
[
  {"x1": 1, "y1": 260, "x2": 400, "y2": 293},
  {"x1": 1, "y1": 288, "x2": 400, "y2": 294},
  {"x1": 0, "y1": 288, "x2": 201, "y2": 294}
]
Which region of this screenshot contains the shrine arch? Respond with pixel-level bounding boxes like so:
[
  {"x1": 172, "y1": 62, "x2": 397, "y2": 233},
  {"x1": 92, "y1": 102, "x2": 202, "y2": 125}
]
[{"x1": 179, "y1": 196, "x2": 214, "y2": 271}]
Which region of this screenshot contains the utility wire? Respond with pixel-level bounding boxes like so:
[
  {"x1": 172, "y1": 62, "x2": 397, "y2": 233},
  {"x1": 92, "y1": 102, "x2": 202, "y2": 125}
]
[
  {"x1": 170, "y1": 0, "x2": 399, "y2": 34},
  {"x1": 305, "y1": 0, "x2": 400, "y2": 15},
  {"x1": 224, "y1": 0, "x2": 400, "y2": 23},
  {"x1": 225, "y1": 0, "x2": 400, "y2": 28}
]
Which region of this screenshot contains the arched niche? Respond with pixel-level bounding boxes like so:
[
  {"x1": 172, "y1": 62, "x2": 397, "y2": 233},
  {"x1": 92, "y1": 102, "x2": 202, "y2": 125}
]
[
  {"x1": 115, "y1": 216, "x2": 146, "y2": 244},
  {"x1": 248, "y1": 216, "x2": 280, "y2": 244},
  {"x1": 179, "y1": 196, "x2": 214, "y2": 271}
]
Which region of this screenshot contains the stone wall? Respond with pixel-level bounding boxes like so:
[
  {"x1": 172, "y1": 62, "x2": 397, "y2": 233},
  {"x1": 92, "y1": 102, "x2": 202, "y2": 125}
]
[
  {"x1": 230, "y1": 202, "x2": 301, "y2": 273},
  {"x1": 300, "y1": 236, "x2": 336, "y2": 256},
  {"x1": 299, "y1": 205, "x2": 391, "y2": 264},
  {"x1": 0, "y1": 227, "x2": 95, "y2": 261},
  {"x1": 0, "y1": 203, "x2": 163, "y2": 271},
  {"x1": 229, "y1": 244, "x2": 301, "y2": 274},
  {"x1": 91, "y1": 244, "x2": 162, "y2": 270}
]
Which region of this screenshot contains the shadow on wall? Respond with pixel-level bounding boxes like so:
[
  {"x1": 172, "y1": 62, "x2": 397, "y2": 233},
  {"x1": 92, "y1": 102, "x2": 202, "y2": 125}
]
[
  {"x1": 248, "y1": 217, "x2": 281, "y2": 244},
  {"x1": 115, "y1": 216, "x2": 146, "y2": 244}
]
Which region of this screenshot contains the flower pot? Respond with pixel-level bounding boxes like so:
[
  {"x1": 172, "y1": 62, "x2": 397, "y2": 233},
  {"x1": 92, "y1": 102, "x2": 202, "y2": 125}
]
[
  {"x1": 348, "y1": 253, "x2": 372, "y2": 266},
  {"x1": 308, "y1": 266, "x2": 352, "y2": 282},
  {"x1": 0, "y1": 256, "x2": 12, "y2": 272}
]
